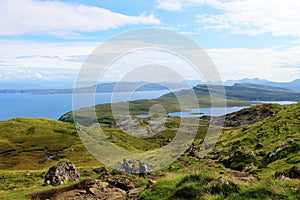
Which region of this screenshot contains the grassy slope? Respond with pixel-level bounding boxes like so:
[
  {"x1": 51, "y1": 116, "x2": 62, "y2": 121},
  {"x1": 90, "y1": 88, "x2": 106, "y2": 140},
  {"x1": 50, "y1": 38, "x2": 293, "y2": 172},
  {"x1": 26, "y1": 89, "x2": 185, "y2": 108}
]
[
  {"x1": 1, "y1": 102, "x2": 299, "y2": 199},
  {"x1": 0, "y1": 118, "x2": 102, "y2": 171},
  {"x1": 213, "y1": 102, "x2": 300, "y2": 178},
  {"x1": 0, "y1": 118, "x2": 166, "y2": 171},
  {"x1": 140, "y1": 163, "x2": 300, "y2": 200},
  {"x1": 141, "y1": 103, "x2": 300, "y2": 200},
  {"x1": 140, "y1": 103, "x2": 300, "y2": 200},
  {"x1": 0, "y1": 118, "x2": 164, "y2": 199}
]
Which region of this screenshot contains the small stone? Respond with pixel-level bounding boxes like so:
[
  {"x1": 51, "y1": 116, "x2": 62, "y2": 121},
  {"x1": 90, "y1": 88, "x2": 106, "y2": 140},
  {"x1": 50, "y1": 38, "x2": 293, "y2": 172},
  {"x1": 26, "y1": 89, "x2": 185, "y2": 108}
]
[
  {"x1": 25, "y1": 172, "x2": 31, "y2": 177},
  {"x1": 148, "y1": 179, "x2": 156, "y2": 185}
]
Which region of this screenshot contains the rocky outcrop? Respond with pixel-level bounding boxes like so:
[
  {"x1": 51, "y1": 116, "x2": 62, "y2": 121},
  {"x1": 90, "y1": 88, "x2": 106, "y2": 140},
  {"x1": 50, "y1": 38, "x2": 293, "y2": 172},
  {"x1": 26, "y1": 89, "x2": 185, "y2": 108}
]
[
  {"x1": 109, "y1": 118, "x2": 149, "y2": 138},
  {"x1": 202, "y1": 104, "x2": 280, "y2": 128},
  {"x1": 265, "y1": 140, "x2": 299, "y2": 164},
  {"x1": 44, "y1": 161, "x2": 80, "y2": 186},
  {"x1": 106, "y1": 176, "x2": 135, "y2": 191},
  {"x1": 27, "y1": 179, "x2": 126, "y2": 200},
  {"x1": 27, "y1": 178, "x2": 146, "y2": 200}
]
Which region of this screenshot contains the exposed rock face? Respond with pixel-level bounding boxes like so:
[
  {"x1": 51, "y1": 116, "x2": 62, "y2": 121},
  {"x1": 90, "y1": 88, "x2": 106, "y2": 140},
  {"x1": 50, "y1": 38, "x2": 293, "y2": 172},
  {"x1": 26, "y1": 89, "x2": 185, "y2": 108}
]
[
  {"x1": 202, "y1": 105, "x2": 278, "y2": 128},
  {"x1": 27, "y1": 179, "x2": 146, "y2": 200},
  {"x1": 44, "y1": 161, "x2": 80, "y2": 186},
  {"x1": 106, "y1": 176, "x2": 135, "y2": 191},
  {"x1": 109, "y1": 118, "x2": 149, "y2": 137},
  {"x1": 27, "y1": 179, "x2": 126, "y2": 200}
]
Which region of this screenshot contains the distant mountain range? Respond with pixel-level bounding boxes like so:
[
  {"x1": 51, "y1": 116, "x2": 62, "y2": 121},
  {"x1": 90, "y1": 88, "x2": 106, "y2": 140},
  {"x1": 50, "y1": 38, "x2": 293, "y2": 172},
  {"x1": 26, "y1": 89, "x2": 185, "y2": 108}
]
[
  {"x1": 0, "y1": 78, "x2": 298, "y2": 94},
  {"x1": 224, "y1": 78, "x2": 300, "y2": 91},
  {"x1": 0, "y1": 81, "x2": 194, "y2": 94},
  {"x1": 161, "y1": 83, "x2": 300, "y2": 101}
]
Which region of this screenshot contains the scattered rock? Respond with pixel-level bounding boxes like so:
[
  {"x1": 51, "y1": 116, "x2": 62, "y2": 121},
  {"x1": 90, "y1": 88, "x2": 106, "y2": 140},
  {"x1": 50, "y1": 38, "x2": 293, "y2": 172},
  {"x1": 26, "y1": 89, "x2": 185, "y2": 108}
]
[
  {"x1": 244, "y1": 165, "x2": 252, "y2": 172},
  {"x1": 27, "y1": 179, "x2": 126, "y2": 200},
  {"x1": 107, "y1": 176, "x2": 135, "y2": 191},
  {"x1": 244, "y1": 150, "x2": 255, "y2": 157},
  {"x1": 93, "y1": 167, "x2": 107, "y2": 175},
  {"x1": 231, "y1": 146, "x2": 239, "y2": 152},
  {"x1": 126, "y1": 186, "x2": 146, "y2": 200},
  {"x1": 268, "y1": 140, "x2": 298, "y2": 158},
  {"x1": 44, "y1": 161, "x2": 80, "y2": 186},
  {"x1": 214, "y1": 148, "x2": 223, "y2": 154},
  {"x1": 223, "y1": 150, "x2": 255, "y2": 171},
  {"x1": 109, "y1": 118, "x2": 149, "y2": 137}
]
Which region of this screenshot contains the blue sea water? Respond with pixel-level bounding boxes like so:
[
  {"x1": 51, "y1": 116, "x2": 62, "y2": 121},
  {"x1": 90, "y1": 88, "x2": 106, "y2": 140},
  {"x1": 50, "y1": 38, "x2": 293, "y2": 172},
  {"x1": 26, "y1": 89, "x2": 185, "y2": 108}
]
[
  {"x1": 0, "y1": 90, "x2": 170, "y2": 120},
  {"x1": 0, "y1": 92, "x2": 297, "y2": 121}
]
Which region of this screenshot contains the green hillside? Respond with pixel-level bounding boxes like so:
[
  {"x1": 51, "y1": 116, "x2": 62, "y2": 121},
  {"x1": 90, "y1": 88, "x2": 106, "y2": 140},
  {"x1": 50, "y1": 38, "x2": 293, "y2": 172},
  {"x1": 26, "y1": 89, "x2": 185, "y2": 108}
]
[
  {"x1": 140, "y1": 102, "x2": 300, "y2": 199},
  {"x1": 0, "y1": 118, "x2": 103, "y2": 170},
  {"x1": 0, "y1": 118, "x2": 166, "y2": 171},
  {"x1": 212, "y1": 102, "x2": 300, "y2": 178},
  {"x1": 1, "y1": 102, "x2": 299, "y2": 199}
]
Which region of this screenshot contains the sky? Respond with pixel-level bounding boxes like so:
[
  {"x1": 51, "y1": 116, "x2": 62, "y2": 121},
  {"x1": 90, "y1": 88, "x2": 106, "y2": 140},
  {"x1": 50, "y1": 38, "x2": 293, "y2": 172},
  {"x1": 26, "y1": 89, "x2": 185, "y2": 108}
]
[{"x1": 1, "y1": 0, "x2": 300, "y2": 88}]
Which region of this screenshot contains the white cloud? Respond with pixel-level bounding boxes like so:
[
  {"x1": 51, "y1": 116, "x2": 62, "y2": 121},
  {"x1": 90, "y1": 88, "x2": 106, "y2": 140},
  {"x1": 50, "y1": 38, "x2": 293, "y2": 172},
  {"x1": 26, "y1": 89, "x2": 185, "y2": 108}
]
[
  {"x1": 206, "y1": 47, "x2": 300, "y2": 82},
  {"x1": 1, "y1": 39, "x2": 299, "y2": 83},
  {"x1": 196, "y1": 0, "x2": 300, "y2": 37},
  {"x1": 0, "y1": 40, "x2": 98, "y2": 69},
  {"x1": 0, "y1": 67, "x2": 75, "y2": 81},
  {"x1": 156, "y1": 0, "x2": 183, "y2": 11},
  {"x1": 157, "y1": 0, "x2": 222, "y2": 11},
  {"x1": 0, "y1": 0, "x2": 160, "y2": 36}
]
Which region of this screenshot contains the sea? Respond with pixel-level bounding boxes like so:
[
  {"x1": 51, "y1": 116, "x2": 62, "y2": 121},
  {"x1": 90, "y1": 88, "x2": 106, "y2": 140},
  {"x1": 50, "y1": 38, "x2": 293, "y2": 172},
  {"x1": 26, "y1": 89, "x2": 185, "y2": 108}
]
[
  {"x1": 0, "y1": 91, "x2": 297, "y2": 121},
  {"x1": 0, "y1": 90, "x2": 169, "y2": 120}
]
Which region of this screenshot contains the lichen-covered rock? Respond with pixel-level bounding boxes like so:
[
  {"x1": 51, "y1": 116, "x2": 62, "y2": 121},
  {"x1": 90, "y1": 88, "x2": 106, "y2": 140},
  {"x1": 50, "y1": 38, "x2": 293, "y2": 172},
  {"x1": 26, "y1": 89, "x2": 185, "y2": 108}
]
[{"x1": 44, "y1": 161, "x2": 80, "y2": 186}]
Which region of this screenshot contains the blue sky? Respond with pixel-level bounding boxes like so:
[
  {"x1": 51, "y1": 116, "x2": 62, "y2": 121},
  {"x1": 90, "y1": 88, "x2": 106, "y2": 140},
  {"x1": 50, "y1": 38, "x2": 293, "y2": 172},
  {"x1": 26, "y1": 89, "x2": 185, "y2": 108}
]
[{"x1": 1, "y1": 0, "x2": 300, "y2": 88}]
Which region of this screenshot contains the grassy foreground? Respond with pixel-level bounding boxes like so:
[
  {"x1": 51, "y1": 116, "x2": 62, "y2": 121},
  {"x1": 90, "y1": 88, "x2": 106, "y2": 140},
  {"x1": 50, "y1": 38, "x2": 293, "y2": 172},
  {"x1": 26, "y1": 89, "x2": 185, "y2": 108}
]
[{"x1": 0, "y1": 103, "x2": 299, "y2": 199}]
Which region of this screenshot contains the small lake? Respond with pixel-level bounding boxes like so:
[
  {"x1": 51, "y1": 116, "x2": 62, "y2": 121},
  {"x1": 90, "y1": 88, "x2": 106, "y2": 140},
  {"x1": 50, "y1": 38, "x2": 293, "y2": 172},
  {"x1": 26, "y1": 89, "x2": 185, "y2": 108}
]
[
  {"x1": 167, "y1": 106, "x2": 249, "y2": 118},
  {"x1": 166, "y1": 101, "x2": 297, "y2": 118}
]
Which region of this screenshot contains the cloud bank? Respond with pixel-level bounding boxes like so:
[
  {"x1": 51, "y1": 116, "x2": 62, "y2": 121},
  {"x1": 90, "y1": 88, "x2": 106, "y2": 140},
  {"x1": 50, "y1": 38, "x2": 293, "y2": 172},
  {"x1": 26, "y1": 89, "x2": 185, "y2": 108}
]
[{"x1": 0, "y1": 0, "x2": 160, "y2": 36}]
